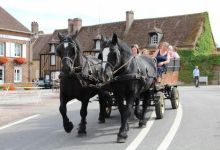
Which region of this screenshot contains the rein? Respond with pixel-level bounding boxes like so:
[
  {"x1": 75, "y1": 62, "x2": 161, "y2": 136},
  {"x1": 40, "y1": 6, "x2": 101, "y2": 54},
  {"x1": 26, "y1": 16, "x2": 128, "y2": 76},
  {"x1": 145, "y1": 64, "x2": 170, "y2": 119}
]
[{"x1": 112, "y1": 56, "x2": 134, "y2": 75}]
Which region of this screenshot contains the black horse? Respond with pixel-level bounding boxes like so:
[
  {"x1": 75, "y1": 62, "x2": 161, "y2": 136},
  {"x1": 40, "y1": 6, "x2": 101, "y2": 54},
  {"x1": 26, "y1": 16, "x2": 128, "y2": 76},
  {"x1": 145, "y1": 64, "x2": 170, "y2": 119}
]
[
  {"x1": 100, "y1": 33, "x2": 157, "y2": 143},
  {"x1": 56, "y1": 33, "x2": 110, "y2": 135}
]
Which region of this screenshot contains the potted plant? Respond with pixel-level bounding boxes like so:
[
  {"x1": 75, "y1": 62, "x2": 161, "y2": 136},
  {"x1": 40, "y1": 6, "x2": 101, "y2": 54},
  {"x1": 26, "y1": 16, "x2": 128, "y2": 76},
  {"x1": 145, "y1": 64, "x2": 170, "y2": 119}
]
[
  {"x1": 0, "y1": 57, "x2": 8, "y2": 65},
  {"x1": 23, "y1": 83, "x2": 33, "y2": 90},
  {"x1": 13, "y1": 57, "x2": 26, "y2": 64}
]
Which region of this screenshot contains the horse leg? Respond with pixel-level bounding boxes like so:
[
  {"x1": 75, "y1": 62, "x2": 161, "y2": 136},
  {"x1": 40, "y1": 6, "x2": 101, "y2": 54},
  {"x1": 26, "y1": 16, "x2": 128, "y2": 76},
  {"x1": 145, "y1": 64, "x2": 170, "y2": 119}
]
[
  {"x1": 117, "y1": 96, "x2": 133, "y2": 143},
  {"x1": 139, "y1": 92, "x2": 150, "y2": 128},
  {"x1": 59, "y1": 97, "x2": 74, "y2": 133},
  {"x1": 134, "y1": 98, "x2": 141, "y2": 119},
  {"x1": 78, "y1": 99, "x2": 89, "y2": 136},
  {"x1": 98, "y1": 91, "x2": 106, "y2": 123}
]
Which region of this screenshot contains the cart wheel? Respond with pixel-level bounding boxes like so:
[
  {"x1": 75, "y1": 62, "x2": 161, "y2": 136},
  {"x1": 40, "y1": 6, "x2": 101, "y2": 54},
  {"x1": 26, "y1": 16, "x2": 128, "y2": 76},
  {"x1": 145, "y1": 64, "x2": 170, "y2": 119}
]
[
  {"x1": 171, "y1": 87, "x2": 179, "y2": 109},
  {"x1": 155, "y1": 92, "x2": 165, "y2": 119}
]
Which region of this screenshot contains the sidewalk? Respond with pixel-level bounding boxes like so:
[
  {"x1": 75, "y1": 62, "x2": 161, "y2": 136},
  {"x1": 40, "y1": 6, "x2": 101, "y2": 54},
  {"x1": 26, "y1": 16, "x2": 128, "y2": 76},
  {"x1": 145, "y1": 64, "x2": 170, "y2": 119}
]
[{"x1": 0, "y1": 89, "x2": 60, "y2": 126}]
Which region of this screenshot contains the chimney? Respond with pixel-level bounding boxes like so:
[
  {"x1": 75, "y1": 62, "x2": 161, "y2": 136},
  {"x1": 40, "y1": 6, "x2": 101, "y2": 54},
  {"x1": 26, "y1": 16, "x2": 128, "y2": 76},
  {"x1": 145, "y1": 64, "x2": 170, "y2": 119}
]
[
  {"x1": 31, "y1": 21, "x2": 39, "y2": 37},
  {"x1": 68, "y1": 18, "x2": 82, "y2": 34},
  {"x1": 73, "y1": 18, "x2": 82, "y2": 34},
  {"x1": 68, "y1": 19, "x2": 73, "y2": 34},
  {"x1": 125, "y1": 11, "x2": 134, "y2": 33}
]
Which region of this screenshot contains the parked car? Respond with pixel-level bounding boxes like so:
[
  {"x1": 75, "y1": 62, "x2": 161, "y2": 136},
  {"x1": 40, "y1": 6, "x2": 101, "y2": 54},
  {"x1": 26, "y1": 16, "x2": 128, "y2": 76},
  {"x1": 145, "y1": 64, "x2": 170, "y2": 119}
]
[{"x1": 37, "y1": 79, "x2": 52, "y2": 89}]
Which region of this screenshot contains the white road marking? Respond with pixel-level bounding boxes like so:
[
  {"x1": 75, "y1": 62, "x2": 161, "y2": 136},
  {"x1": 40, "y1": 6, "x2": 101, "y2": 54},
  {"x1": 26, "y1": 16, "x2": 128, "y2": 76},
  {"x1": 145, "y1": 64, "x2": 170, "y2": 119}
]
[
  {"x1": 157, "y1": 103, "x2": 183, "y2": 150},
  {"x1": 126, "y1": 112, "x2": 156, "y2": 150},
  {"x1": 0, "y1": 100, "x2": 77, "y2": 131},
  {"x1": 0, "y1": 114, "x2": 40, "y2": 131}
]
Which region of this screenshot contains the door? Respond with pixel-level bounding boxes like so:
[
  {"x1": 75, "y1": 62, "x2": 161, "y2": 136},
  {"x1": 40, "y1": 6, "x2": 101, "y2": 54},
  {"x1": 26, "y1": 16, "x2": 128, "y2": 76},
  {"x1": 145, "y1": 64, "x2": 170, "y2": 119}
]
[{"x1": 0, "y1": 66, "x2": 4, "y2": 84}]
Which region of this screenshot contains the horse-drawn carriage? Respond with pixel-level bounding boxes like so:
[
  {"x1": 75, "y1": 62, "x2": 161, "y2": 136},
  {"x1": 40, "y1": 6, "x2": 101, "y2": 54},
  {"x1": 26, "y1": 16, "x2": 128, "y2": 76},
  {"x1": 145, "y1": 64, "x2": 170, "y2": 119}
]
[
  {"x1": 100, "y1": 49, "x2": 181, "y2": 120},
  {"x1": 149, "y1": 58, "x2": 180, "y2": 119},
  {"x1": 55, "y1": 32, "x2": 180, "y2": 143}
]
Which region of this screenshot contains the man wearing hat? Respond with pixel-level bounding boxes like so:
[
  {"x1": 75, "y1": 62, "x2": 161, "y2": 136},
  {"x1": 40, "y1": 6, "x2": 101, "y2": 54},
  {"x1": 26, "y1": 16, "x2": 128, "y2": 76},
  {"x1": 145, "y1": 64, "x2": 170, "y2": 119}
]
[{"x1": 131, "y1": 44, "x2": 139, "y2": 55}]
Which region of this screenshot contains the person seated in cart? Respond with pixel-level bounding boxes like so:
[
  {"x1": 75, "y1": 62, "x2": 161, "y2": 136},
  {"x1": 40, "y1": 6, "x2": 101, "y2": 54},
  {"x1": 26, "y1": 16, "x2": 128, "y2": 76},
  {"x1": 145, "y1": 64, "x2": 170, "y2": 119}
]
[
  {"x1": 168, "y1": 45, "x2": 180, "y2": 59},
  {"x1": 152, "y1": 42, "x2": 171, "y2": 82},
  {"x1": 131, "y1": 44, "x2": 140, "y2": 56}
]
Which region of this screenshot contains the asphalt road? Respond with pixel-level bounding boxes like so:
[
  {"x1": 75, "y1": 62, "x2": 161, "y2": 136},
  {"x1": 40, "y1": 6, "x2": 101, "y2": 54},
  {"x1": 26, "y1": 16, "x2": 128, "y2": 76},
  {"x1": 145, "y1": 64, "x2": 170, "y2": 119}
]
[{"x1": 0, "y1": 86, "x2": 220, "y2": 150}]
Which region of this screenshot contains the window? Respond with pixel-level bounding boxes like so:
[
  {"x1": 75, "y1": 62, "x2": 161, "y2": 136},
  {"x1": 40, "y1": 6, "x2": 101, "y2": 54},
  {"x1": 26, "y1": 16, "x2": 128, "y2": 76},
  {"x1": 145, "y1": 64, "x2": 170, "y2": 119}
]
[
  {"x1": 0, "y1": 66, "x2": 4, "y2": 83},
  {"x1": 95, "y1": 40, "x2": 100, "y2": 50},
  {"x1": 50, "y1": 44, "x2": 55, "y2": 53},
  {"x1": 15, "y1": 43, "x2": 22, "y2": 57},
  {"x1": 0, "y1": 42, "x2": 5, "y2": 56},
  {"x1": 50, "y1": 55, "x2": 56, "y2": 65},
  {"x1": 14, "y1": 67, "x2": 22, "y2": 83},
  {"x1": 150, "y1": 33, "x2": 158, "y2": 45}
]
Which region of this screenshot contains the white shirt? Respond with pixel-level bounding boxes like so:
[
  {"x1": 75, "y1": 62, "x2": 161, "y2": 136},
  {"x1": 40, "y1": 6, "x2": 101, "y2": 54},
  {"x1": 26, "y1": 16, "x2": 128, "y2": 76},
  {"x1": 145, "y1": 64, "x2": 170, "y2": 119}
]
[
  {"x1": 193, "y1": 68, "x2": 200, "y2": 77},
  {"x1": 173, "y1": 52, "x2": 180, "y2": 59}
]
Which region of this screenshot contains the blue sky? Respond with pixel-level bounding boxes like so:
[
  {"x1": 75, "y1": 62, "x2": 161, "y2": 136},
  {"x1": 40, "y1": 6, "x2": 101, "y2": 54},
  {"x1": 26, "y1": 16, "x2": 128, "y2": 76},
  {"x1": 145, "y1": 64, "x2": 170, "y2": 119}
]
[{"x1": 1, "y1": 0, "x2": 220, "y2": 46}]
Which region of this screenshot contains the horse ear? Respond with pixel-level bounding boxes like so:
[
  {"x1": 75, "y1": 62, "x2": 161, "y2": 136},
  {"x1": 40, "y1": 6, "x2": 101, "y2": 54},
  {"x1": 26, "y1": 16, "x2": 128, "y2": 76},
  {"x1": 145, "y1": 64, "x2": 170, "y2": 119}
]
[
  {"x1": 58, "y1": 32, "x2": 65, "y2": 41},
  {"x1": 112, "y1": 33, "x2": 118, "y2": 45}
]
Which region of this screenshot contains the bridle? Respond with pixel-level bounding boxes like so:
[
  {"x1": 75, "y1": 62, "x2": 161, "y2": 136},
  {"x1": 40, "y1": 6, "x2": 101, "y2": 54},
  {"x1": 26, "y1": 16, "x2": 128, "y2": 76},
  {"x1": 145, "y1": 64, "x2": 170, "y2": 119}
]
[
  {"x1": 104, "y1": 45, "x2": 133, "y2": 75},
  {"x1": 59, "y1": 40, "x2": 79, "y2": 73}
]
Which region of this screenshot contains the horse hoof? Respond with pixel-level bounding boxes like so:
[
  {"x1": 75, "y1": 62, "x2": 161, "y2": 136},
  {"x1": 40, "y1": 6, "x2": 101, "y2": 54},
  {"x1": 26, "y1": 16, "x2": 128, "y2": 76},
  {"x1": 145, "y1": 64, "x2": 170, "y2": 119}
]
[
  {"x1": 139, "y1": 121, "x2": 146, "y2": 128},
  {"x1": 98, "y1": 119, "x2": 105, "y2": 124},
  {"x1": 99, "y1": 120, "x2": 105, "y2": 124},
  {"x1": 78, "y1": 131, "x2": 87, "y2": 137},
  {"x1": 64, "y1": 122, "x2": 74, "y2": 133},
  {"x1": 117, "y1": 136, "x2": 126, "y2": 143}
]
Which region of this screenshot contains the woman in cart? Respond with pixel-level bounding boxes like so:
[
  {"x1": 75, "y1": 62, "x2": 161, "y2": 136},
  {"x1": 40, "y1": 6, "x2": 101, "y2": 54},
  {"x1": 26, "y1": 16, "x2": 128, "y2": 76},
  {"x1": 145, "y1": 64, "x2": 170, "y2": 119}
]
[{"x1": 152, "y1": 42, "x2": 171, "y2": 82}]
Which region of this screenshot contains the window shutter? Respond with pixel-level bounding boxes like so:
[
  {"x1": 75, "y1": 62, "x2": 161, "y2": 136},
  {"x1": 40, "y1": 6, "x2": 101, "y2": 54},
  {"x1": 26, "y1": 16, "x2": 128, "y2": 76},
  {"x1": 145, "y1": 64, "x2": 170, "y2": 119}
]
[
  {"x1": 22, "y1": 44, "x2": 26, "y2": 58},
  {"x1": 6, "y1": 42, "x2": 11, "y2": 57},
  {"x1": 10, "y1": 43, "x2": 15, "y2": 57}
]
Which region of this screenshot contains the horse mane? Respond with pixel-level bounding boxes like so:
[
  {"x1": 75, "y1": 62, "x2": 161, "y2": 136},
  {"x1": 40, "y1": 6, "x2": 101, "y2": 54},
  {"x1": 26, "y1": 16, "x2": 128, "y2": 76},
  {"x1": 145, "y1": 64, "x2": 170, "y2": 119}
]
[
  {"x1": 74, "y1": 38, "x2": 83, "y2": 54},
  {"x1": 67, "y1": 34, "x2": 82, "y2": 54},
  {"x1": 117, "y1": 38, "x2": 132, "y2": 59}
]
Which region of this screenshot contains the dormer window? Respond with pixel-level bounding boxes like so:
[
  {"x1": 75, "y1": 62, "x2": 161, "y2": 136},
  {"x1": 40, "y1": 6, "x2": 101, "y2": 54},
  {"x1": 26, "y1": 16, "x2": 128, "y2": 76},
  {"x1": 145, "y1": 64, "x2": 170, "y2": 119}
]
[
  {"x1": 150, "y1": 33, "x2": 158, "y2": 45},
  {"x1": 95, "y1": 40, "x2": 101, "y2": 50},
  {"x1": 93, "y1": 34, "x2": 101, "y2": 50},
  {"x1": 50, "y1": 44, "x2": 55, "y2": 53},
  {"x1": 148, "y1": 27, "x2": 163, "y2": 47}
]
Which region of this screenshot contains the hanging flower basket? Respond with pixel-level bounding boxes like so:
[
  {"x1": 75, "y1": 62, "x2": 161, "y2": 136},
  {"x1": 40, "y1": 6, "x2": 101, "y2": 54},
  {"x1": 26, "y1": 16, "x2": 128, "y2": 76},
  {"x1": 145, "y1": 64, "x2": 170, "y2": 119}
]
[
  {"x1": 0, "y1": 57, "x2": 9, "y2": 65},
  {"x1": 13, "y1": 57, "x2": 26, "y2": 64}
]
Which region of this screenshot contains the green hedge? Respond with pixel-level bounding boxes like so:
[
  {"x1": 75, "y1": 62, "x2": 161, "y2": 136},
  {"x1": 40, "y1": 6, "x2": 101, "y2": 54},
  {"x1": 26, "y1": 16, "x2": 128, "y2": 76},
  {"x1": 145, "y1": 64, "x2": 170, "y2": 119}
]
[
  {"x1": 178, "y1": 13, "x2": 218, "y2": 84},
  {"x1": 178, "y1": 51, "x2": 220, "y2": 84}
]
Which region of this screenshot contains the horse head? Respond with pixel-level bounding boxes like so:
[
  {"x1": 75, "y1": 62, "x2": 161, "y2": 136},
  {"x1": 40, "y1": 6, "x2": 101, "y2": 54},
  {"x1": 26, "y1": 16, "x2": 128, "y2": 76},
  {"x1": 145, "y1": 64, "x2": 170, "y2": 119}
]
[
  {"x1": 100, "y1": 33, "x2": 131, "y2": 81},
  {"x1": 56, "y1": 32, "x2": 79, "y2": 74}
]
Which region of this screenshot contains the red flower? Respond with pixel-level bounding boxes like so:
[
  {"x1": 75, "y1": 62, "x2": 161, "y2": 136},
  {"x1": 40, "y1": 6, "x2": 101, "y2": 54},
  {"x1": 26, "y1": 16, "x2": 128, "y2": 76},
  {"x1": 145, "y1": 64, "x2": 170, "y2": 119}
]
[
  {"x1": 0, "y1": 57, "x2": 8, "y2": 65},
  {"x1": 13, "y1": 57, "x2": 26, "y2": 64},
  {"x1": 2, "y1": 83, "x2": 15, "y2": 90}
]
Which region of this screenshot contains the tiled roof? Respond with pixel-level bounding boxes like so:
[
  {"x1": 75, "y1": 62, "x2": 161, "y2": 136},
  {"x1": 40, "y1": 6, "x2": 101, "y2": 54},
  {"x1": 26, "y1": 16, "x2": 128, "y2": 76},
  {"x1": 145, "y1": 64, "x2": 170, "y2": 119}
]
[
  {"x1": 124, "y1": 12, "x2": 205, "y2": 48},
  {"x1": 0, "y1": 6, "x2": 30, "y2": 33},
  {"x1": 33, "y1": 34, "x2": 52, "y2": 60},
  {"x1": 37, "y1": 12, "x2": 209, "y2": 54},
  {"x1": 78, "y1": 22, "x2": 125, "y2": 51}
]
